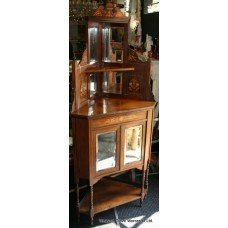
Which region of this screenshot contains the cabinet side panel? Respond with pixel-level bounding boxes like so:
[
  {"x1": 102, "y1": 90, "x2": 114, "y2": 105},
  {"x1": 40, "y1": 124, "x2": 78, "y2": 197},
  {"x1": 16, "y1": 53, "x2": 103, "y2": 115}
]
[
  {"x1": 72, "y1": 60, "x2": 89, "y2": 111},
  {"x1": 124, "y1": 61, "x2": 153, "y2": 100},
  {"x1": 74, "y1": 118, "x2": 90, "y2": 179}
]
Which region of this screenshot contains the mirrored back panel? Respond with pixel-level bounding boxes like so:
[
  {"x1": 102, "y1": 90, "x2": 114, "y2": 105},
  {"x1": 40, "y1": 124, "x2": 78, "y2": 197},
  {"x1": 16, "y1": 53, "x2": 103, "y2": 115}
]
[
  {"x1": 88, "y1": 27, "x2": 98, "y2": 63},
  {"x1": 89, "y1": 73, "x2": 97, "y2": 97},
  {"x1": 102, "y1": 26, "x2": 124, "y2": 63},
  {"x1": 102, "y1": 72, "x2": 122, "y2": 94}
]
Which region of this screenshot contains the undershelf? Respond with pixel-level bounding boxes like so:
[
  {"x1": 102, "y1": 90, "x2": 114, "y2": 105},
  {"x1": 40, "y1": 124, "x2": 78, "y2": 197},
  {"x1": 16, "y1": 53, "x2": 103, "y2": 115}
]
[{"x1": 79, "y1": 178, "x2": 145, "y2": 215}]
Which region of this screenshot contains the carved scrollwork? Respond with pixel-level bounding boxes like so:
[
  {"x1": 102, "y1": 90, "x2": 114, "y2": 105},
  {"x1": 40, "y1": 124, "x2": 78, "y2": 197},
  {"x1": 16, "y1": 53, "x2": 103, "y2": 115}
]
[
  {"x1": 93, "y1": 6, "x2": 104, "y2": 16},
  {"x1": 114, "y1": 7, "x2": 125, "y2": 18},
  {"x1": 104, "y1": 9, "x2": 114, "y2": 17},
  {"x1": 80, "y1": 47, "x2": 88, "y2": 67},
  {"x1": 92, "y1": 2, "x2": 127, "y2": 18}
]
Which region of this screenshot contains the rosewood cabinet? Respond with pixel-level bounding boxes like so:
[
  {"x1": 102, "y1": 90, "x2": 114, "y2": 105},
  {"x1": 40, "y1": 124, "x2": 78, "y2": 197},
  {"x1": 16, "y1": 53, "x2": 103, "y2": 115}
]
[
  {"x1": 72, "y1": 98, "x2": 154, "y2": 184},
  {"x1": 70, "y1": 2, "x2": 156, "y2": 225},
  {"x1": 71, "y1": 98, "x2": 155, "y2": 223}
]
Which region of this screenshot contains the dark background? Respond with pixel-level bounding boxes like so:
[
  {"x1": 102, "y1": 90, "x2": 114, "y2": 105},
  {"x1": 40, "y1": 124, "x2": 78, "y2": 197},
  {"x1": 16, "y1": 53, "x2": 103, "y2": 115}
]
[{"x1": 141, "y1": 0, "x2": 159, "y2": 42}]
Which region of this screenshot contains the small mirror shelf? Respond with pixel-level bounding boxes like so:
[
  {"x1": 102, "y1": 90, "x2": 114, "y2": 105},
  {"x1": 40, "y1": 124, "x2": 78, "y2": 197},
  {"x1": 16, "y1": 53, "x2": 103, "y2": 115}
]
[
  {"x1": 124, "y1": 125, "x2": 143, "y2": 164},
  {"x1": 96, "y1": 132, "x2": 117, "y2": 172}
]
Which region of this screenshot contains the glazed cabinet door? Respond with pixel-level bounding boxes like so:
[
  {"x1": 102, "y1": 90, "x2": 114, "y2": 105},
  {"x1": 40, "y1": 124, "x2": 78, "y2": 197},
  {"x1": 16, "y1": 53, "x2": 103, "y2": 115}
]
[
  {"x1": 121, "y1": 121, "x2": 146, "y2": 169},
  {"x1": 92, "y1": 126, "x2": 120, "y2": 177}
]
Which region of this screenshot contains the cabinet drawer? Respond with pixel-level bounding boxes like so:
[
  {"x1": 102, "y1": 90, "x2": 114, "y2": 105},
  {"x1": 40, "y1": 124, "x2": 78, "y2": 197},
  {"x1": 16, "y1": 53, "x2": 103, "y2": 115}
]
[{"x1": 91, "y1": 111, "x2": 147, "y2": 128}]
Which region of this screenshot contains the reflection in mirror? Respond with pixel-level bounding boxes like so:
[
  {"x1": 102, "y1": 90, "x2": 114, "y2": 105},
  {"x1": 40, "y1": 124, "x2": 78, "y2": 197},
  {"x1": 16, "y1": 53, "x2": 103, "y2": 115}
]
[
  {"x1": 102, "y1": 27, "x2": 124, "y2": 63},
  {"x1": 102, "y1": 72, "x2": 122, "y2": 94},
  {"x1": 88, "y1": 27, "x2": 98, "y2": 63},
  {"x1": 111, "y1": 27, "x2": 124, "y2": 42},
  {"x1": 96, "y1": 132, "x2": 116, "y2": 171},
  {"x1": 89, "y1": 73, "x2": 97, "y2": 97},
  {"x1": 124, "y1": 125, "x2": 142, "y2": 164}
]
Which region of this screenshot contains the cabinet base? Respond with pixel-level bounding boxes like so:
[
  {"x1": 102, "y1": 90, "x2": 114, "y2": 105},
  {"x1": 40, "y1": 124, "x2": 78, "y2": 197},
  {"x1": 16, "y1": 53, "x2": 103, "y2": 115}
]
[{"x1": 79, "y1": 178, "x2": 147, "y2": 215}]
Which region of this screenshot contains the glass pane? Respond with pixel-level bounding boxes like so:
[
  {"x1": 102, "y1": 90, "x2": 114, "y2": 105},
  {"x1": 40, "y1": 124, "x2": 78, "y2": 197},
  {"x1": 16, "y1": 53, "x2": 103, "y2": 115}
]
[
  {"x1": 102, "y1": 72, "x2": 122, "y2": 94},
  {"x1": 88, "y1": 27, "x2": 98, "y2": 63},
  {"x1": 102, "y1": 27, "x2": 124, "y2": 63},
  {"x1": 89, "y1": 73, "x2": 97, "y2": 97},
  {"x1": 124, "y1": 125, "x2": 142, "y2": 164},
  {"x1": 96, "y1": 132, "x2": 116, "y2": 171}
]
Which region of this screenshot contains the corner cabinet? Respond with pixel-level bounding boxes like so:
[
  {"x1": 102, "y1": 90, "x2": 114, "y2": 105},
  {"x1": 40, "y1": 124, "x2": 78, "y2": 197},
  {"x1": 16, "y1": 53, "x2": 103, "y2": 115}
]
[
  {"x1": 72, "y1": 99, "x2": 154, "y2": 184},
  {"x1": 71, "y1": 99, "x2": 155, "y2": 223},
  {"x1": 70, "y1": 2, "x2": 156, "y2": 225}
]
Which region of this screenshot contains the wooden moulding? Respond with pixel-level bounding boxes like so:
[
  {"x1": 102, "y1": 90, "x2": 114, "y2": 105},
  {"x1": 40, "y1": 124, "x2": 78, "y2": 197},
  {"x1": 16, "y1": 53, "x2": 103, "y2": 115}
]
[
  {"x1": 91, "y1": 2, "x2": 127, "y2": 19},
  {"x1": 90, "y1": 110, "x2": 147, "y2": 128},
  {"x1": 79, "y1": 178, "x2": 146, "y2": 215},
  {"x1": 85, "y1": 66, "x2": 134, "y2": 73}
]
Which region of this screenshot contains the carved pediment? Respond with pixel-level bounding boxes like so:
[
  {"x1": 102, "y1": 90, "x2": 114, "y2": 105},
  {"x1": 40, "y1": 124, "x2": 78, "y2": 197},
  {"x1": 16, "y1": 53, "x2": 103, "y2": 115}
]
[{"x1": 92, "y1": 1, "x2": 127, "y2": 18}]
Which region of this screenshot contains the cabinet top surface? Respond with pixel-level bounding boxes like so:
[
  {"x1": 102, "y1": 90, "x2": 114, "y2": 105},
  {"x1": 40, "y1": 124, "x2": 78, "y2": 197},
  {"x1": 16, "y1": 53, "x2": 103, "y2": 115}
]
[{"x1": 71, "y1": 98, "x2": 156, "y2": 118}]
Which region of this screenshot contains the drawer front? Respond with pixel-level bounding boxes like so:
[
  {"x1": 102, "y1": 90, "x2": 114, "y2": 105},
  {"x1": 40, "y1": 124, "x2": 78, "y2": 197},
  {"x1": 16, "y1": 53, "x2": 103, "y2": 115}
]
[{"x1": 91, "y1": 110, "x2": 147, "y2": 128}]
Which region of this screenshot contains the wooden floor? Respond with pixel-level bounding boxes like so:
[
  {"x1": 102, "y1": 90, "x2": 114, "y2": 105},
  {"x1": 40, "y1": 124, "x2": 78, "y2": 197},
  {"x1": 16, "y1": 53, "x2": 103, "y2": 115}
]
[{"x1": 79, "y1": 178, "x2": 143, "y2": 215}]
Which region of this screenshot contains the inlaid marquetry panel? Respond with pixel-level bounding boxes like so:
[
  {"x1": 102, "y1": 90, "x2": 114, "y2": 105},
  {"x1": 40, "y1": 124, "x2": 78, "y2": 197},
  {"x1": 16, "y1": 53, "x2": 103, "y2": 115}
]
[
  {"x1": 80, "y1": 75, "x2": 87, "y2": 98},
  {"x1": 91, "y1": 111, "x2": 147, "y2": 128},
  {"x1": 128, "y1": 78, "x2": 140, "y2": 92}
]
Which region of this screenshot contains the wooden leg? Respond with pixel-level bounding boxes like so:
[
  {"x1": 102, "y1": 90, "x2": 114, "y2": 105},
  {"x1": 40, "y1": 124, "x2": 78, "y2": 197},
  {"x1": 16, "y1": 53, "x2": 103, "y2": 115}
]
[
  {"x1": 140, "y1": 168, "x2": 146, "y2": 207},
  {"x1": 145, "y1": 162, "x2": 150, "y2": 199},
  {"x1": 90, "y1": 185, "x2": 94, "y2": 226},
  {"x1": 130, "y1": 169, "x2": 136, "y2": 183},
  {"x1": 76, "y1": 179, "x2": 80, "y2": 222}
]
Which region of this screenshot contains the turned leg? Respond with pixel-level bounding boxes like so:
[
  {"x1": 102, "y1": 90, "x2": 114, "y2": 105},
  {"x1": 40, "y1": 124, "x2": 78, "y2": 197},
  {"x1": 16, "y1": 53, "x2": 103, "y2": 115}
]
[
  {"x1": 90, "y1": 185, "x2": 94, "y2": 226},
  {"x1": 140, "y1": 168, "x2": 146, "y2": 207},
  {"x1": 145, "y1": 162, "x2": 150, "y2": 199},
  {"x1": 76, "y1": 179, "x2": 80, "y2": 222},
  {"x1": 130, "y1": 169, "x2": 136, "y2": 183}
]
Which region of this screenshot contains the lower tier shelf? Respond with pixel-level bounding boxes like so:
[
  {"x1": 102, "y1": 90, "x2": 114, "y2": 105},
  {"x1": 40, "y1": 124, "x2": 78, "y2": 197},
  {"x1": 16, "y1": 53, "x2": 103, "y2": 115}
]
[{"x1": 79, "y1": 178, "x2": 146, "y2": 215}]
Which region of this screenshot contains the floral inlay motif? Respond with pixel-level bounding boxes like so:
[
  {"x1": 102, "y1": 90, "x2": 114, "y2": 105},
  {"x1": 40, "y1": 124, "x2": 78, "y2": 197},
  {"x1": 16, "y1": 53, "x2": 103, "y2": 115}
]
[{"x1": 129, "y1": 78, "x2": 140, "y2": 92}]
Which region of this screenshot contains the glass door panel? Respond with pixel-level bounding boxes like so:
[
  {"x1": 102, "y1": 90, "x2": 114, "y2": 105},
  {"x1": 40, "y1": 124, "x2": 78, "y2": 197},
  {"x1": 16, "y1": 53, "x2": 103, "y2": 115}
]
[
  {"x1": 96, "y1": 131, "x2": 116, "y2": 171},
  {"x1": 124, "y1": 125, "x2": 143, "y2": 164}
]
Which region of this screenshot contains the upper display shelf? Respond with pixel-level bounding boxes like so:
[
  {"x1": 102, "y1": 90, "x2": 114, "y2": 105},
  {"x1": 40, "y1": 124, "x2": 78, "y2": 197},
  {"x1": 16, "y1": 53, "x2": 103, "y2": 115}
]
[
  {"x1": 87, "y1": 2, "x2": 129, "y2": 65},
  {"x1": 85, "y1": 66, "x2": 134, "y2": 73},
  {"x1": 71, "y1": 98, "x2": 156, "y2": 118}
]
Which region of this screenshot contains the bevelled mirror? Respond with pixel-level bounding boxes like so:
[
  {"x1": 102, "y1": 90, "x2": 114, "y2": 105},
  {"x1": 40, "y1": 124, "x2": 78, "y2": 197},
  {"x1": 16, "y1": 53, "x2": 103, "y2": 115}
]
[
  {"x1": 102, "y1": 26, "x2": 124, "y2": 63},
  {"x1": 96, "y1": 132, "x2": 116, "y2": 171},
  {"x1": 102, "y1": 72, "x2": 122, "y2": 94},
  {"x1": 89, "y1": 73, "x2": 97, "y2": 97},
  {"x1": 88, "y1": 27, "x2": 98, "y2": 63},
  {"x1": 124, "y1": 125, "x2": 143, "y2": 164}
]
